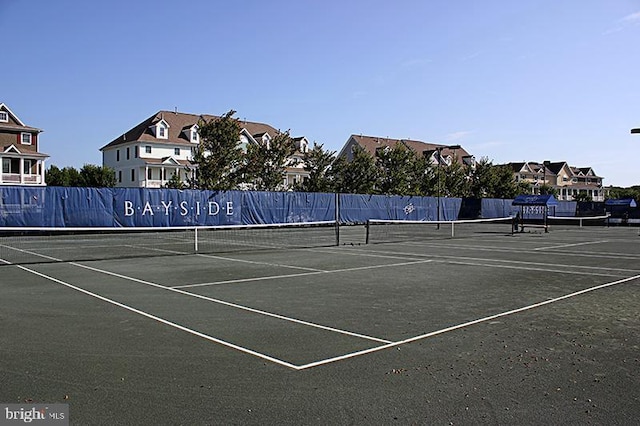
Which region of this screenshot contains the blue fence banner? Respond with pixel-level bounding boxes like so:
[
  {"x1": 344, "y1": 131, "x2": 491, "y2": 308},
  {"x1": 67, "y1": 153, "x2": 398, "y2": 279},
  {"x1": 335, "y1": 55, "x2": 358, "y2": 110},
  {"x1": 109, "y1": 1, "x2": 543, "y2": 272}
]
[
  {"x1": 338, "y1": 194, "x2": 461, "y2": 223},
  {"x1": 0, "y1": 186, "x2": 594, "y2": 228},
  {"x1": 241, "y1": 191, "x2": 336, "y2": 224},
  {"x1": 481, "y1": 198, "x2": 518, "y2": 218},
  {"x1": 47, "y1": 187, "x2": 115, "y2": 227},
  {"x1": 0, "y1": 187, "x2": 47, "y2": 227},
  {"x1": 113, "y1": 189, "x2": 242, "y2": 227}
]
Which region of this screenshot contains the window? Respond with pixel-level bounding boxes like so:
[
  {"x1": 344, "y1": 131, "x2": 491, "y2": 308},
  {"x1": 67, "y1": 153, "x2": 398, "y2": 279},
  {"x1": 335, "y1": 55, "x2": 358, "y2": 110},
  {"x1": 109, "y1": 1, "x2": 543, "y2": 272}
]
[
  {"x1": 23, "y1": 160, "x2": 32, "y2": 175},
  {"x1": 0, "y1": 111, "x2": 8, "y2": 122},
  {"x1": 174, "y1": 148, "x2": 180, "y2": 156},
  {"x1": 3, "y1": 158, "x2": 19, "y2": 173},
  {"x1": 126, "y1": 147, "x2": 130, "y2": 160},
  {"x1": 145, "y1": 146, "x2": 152, "y2": 154},
  {"x1": 131, "y1": 169, "x2": 135, "y2": 182},
  {"x1": 159, "y1": 126, "x2": 166, "y2": 138},
  {"x1": 135, "y1": 146, "x2": 139, "y2": 158},
  {"x1": 147, "y1": 169, "x2": 152, "y2": 180},
  {"x1": 21, "y1": 133, "x2": 32, "y2": 145},
  {"x1": 118, "y1": 171, "x2": 122, "y2": 183},
  {"x1": 191, "y1": 130, "x2": 199, "y2": 143},
  {"x1": 116, "y1": 150, "x2": 120, "y2": 161}
]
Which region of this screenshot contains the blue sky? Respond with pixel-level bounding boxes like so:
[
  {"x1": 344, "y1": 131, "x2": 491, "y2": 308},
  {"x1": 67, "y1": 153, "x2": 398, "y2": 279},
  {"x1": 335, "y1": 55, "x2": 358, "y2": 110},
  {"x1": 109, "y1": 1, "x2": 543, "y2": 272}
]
[{"x1": 2, "y1": 0, "x2": 640, "y2": 186}]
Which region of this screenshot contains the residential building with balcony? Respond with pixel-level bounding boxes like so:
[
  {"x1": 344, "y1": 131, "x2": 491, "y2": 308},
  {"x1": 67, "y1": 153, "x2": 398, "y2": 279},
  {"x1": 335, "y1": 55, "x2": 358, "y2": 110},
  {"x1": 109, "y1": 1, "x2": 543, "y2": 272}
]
[
  {"x1": 101, "y1": 110, "x2": 310, "y2": 188},
  {"x1": 0, "y1": 103, "x2": 48, "y2": 186},
  {"x1": 507, "y1": 161, "x2": 605, "y2": 201}
]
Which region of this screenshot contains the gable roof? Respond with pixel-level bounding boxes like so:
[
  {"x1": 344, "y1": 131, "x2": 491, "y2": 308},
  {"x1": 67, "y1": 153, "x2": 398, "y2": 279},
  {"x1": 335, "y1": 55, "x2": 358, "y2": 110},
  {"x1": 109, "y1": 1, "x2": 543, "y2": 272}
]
[
  {"x1": 0, "y1": 103, "x2": 42, "y2": 133},
  {"x1": 340, "y1": 134, "x2": 472, "y2": 163},
  {"x1": 101, "y1": 111, "x2": 281, "y2": 151}
]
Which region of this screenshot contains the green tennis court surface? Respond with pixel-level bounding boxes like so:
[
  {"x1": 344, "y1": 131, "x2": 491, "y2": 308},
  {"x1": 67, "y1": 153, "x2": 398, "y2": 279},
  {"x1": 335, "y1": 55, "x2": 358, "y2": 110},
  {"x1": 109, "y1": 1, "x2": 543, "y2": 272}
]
[{"x1": 1, "y1": 225, "x2": 639, "y2": 424}]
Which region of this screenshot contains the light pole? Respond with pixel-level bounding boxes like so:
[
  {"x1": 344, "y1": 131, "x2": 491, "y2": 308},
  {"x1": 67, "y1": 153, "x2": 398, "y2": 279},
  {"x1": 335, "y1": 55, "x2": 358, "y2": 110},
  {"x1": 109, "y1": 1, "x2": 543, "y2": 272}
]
[{"x1": 434, "y1": 144, "x2": 461, "y2": 224}]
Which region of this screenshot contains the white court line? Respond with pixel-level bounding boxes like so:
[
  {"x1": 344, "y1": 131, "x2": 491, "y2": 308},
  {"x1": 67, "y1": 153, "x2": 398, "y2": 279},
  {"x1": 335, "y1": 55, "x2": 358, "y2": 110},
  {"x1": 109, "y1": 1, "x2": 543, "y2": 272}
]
[
  {"x1": 70, "y1": 262, "x2": 393, "y2": 344},
  {"x1": 1, "y1": 243, "x2": 391, "y2": 344},
  {"x1": 314, "y1": 246, "x2": 638, "y2": 276},
  {"x1": 14, "y1": 264, "x2": 299, "y2": 369},
  {"x1": 195, "y1": 253, "x2": 325, "y2": 272},
  {"x1": 533, "y1": 240, "x2": 609, "y2": 251},
  {"x1": 390, "y1": 240, "x2": 640, "y2": 261},
  {"x1": 174, "y1": 259, "x2": 434, "y2": 289},
  {"x1": 295, "y1": 273, "x2": 640, "y2": 370}
]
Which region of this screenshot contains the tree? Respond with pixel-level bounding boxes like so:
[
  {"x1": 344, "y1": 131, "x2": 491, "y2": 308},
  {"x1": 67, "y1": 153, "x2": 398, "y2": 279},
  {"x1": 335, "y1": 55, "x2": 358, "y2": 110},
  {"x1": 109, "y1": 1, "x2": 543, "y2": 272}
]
[
  {"x1": 375, "y1": 144, "x2": 421, "y2": 195},
  {"x1": 491, "y1": 164, "x2": 524, "y2": 198},
  {"x1": 46, "y1": 165, "x2": 80, "y2": 186},
  {"x1": 467, "y1": 159, "x2": 522, "y2": 199},
  {"x1": 573, "y1": 191, "x2": 592, "y2": 202},
  {"x1": 79, "y1": 164, "x2": 116, "y2": 187},
  {"x1": 191, "y1": 110, "x2": 244, "y2": 190},
  {"x1": 245, "y1": 130, "x2": 297, "y2": 191},
  {"x1": 607, "y1": 186, "x2": 640, "y2": 201},
  {"x1": 295, "y1": 143, "x2": 336, "y2": 192},
  {"x1": 467, "y1": 157, "x2": 496, "y2": 198},
  {"x1": 164, "y1": 173, "x2": 188, "y2": 189},
  {"x1": 439, "y1": 160, "x2": 470, "y2": 198},
  {"x1": 332, "y1": 146, "x2": 379, "y2": 194},
  {"x1": 539, "y1": 184, "x2": 558, "y2": 197},
  {"x1": 46, "y1": 164, "x2": 115, "y2": 187}
]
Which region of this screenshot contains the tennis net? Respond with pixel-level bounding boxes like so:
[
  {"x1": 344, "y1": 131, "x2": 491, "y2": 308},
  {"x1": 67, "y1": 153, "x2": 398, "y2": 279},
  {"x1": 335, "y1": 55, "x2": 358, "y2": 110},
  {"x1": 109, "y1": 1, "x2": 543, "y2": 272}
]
[
  {"x1": 0, "y1": 221, "x2": 338, "y2": 265},
  {"x1": 547, "y1": 215, "x2": 610, "y2": 229},
  {"x1": 365, "y1": 217, "x2": 514, "y2": 244}
]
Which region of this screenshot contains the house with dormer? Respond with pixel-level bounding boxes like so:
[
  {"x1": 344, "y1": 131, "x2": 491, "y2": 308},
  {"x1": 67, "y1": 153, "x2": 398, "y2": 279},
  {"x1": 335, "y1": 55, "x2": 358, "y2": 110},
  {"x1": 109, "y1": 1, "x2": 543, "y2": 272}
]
[
  {"x1": 507, "y1": 161, "x2": 604, "y2": 201},
  {"x1": 338, "y1": 134, "x2": 475, "y2": 167},
  {"x1": 0, "y1": 103, "x2": 49, "y2": 186},
  {"x1": 100, "y1": 110, "x2": 310, "y2": 188}
]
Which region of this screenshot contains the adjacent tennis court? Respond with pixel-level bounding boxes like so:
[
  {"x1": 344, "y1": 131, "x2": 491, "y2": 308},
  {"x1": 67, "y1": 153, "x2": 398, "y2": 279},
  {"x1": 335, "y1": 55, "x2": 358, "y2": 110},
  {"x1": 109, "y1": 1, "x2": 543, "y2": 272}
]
[{"x1": 1, "y1": 222, "x2": 639, "y2": 424}]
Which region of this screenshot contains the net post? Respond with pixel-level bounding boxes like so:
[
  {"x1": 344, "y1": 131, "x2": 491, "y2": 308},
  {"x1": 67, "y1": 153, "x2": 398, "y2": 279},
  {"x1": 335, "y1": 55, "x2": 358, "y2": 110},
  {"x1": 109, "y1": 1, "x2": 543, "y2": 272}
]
[
  {"x1": 335, "y1": 193, "x2": 340, "y2": 246},
  {"x1": 365, "y1": 220, "x2": 370, "y2": 244},
  {"x1": 194, "y1": 227, "x2": 199, "y2": 252},
  {"x1": 450, "y1": 222, "x2": 455, "y2": 238}
]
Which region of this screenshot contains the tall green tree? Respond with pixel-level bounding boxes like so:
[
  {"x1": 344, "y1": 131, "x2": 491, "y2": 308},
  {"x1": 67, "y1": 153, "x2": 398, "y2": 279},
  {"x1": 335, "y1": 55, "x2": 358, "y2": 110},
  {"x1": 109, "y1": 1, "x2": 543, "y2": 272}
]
[
  {"x1": 192, "y1": 110, "x2": 244, "y2": 190},
  {"x1": 332, "y1": 146, "x2": 379, "y2": 194},
  {"x1": 245, "y1": 130, "x2": 297, "y2": 191},
  {"x1": 295, "y1": 143, "x2": 336, "y2": 192},
  {"x1": 79, "y1": 164, "x2": 116, "y2": 187},
  {"x1": 439, "y1": 160, "x2": 470, "y2": 197},
  {"x1": 375, "y1": 144, "x2": 421, "y2": 195},
  {"x1": 46, "y1": 165, "x2": 80, "y2": 186},
  {"x1": 46, "y1": 164, "x2": 115, "y2": 187},
  {"x1": 490, "y1": 164, "x2": 524, "y2": 198}
]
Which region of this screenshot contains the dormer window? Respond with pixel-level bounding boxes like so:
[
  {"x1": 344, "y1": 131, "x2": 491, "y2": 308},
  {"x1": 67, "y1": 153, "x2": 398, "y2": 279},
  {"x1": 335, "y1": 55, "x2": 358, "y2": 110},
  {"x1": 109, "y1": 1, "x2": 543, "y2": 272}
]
[
  {"x1": 151, "y1": 119, "x2": 170, "y2": 139},
  {"x1": 191, "y1": 126, "x2": 199, "y2": 143},
  {"x1": 21, "y1": 133, "x2": 32, "y2": 145},
  {"x1": 239, "y1": 134, "x2": 249, "y2": 152},
  {"x1": 262, "y1": 134, "x2": 271, "y2": 149},
  {"x1": 300, "y1": 140, "x2": 308, "y2": 153},
  {"x1": 0, "y1": 111, "x2": 7, "y2": 122}
]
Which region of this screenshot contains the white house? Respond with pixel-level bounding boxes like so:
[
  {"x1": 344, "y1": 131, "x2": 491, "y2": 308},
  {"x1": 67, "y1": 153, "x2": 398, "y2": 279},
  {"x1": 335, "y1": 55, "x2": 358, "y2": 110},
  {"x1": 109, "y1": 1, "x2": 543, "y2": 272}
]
[{"x1": 101, "y1": 110, "x2": 310, "y2": 188}]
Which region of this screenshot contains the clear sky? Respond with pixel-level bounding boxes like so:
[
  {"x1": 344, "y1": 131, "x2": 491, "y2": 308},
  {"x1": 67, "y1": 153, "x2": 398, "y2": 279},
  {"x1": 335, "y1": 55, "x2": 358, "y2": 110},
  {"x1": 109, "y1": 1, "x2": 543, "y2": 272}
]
[{"x1": 2, "y1": 0, "x2": 639, "y2": 186}]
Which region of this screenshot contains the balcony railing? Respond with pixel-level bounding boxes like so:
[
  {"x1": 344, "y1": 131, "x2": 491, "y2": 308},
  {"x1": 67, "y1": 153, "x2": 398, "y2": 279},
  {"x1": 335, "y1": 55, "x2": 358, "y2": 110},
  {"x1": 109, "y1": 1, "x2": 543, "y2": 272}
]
[{"x1": 1, "y1": 173, "x2": 43, "y2": 184}]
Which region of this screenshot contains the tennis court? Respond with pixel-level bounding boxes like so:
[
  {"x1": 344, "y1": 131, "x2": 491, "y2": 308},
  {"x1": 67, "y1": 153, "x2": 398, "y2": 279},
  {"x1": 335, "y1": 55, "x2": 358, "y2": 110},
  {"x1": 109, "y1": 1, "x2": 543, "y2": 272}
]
[{"x1": 1, "y1": 222, "x2": 639, "y2": 424}]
